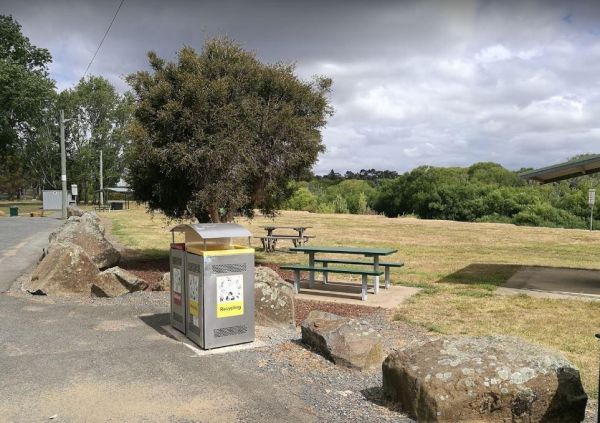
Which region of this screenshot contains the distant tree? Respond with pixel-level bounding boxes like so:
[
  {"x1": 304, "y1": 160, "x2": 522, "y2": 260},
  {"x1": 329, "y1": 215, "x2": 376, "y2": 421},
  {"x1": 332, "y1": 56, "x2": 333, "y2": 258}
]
[
  {"x1": 0, "y1": 15, "x2": 55, "y2": 198},
  {"x1": 126, "y1": 38, "x2": 332, "y2": 222},
  {"x1": 59, "y1": 76, "x2": 133, "y2": 202}
]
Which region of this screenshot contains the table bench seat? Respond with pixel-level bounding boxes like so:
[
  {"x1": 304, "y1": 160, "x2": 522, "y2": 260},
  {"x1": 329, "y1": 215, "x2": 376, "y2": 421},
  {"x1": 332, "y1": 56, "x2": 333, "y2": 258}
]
[
  {"x1": 314, "y1": 258, "x2": 404, "y2": 289},
  {"x1": 280, "y1": 264, "x2": 383, "y2": 300}
]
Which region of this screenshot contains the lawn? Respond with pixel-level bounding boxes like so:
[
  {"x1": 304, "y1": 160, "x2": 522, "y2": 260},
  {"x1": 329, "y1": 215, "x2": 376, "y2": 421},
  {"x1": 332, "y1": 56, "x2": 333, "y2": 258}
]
[
  {"x1": 0, "y1": 200, "x2": 43, "y2": 216},
  {"x1": 103, "y1": 204, "x2": 600, "y2": 397}
]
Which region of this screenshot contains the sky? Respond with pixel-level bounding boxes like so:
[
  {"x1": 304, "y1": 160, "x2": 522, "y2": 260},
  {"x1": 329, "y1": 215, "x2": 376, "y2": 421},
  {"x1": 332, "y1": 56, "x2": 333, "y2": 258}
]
[{"x1": 4, "y1": 0, "x2": 600, "y2": 174}]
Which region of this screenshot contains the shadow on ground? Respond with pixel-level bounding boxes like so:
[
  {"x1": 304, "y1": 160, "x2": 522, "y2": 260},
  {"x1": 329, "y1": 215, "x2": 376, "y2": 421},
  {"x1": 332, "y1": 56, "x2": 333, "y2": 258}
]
[
  {"x1": 138, "y1": 313, "x2": 177, "y2": 340},
  {"x1": 437, "y1": 263, "x2": 522, "y2": 286}
]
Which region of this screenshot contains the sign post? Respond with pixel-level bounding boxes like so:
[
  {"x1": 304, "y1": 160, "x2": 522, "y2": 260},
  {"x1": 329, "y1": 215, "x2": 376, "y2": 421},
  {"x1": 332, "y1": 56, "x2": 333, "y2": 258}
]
[
  {"x1": 588, "y1": 189, "x2": 595, "y2": 231},
  {"x1": 71, "y1": 184, "x2": 78, "y2": 205}
]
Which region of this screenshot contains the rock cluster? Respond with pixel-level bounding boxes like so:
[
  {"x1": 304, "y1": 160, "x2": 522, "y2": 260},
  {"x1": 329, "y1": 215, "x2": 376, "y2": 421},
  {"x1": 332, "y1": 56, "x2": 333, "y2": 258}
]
[
  {"x1": 382, "y1": 335, "x2": 588, "y2": 422},
  {"x1": 254, "y1": 266, "x2": 295, "y2": 328},
  {"x1": 26, "y1": 211, "x2": 146, "y2": 297},
  {"x1": 301, "y1": 311, "x2": 383, "y2": 371}
]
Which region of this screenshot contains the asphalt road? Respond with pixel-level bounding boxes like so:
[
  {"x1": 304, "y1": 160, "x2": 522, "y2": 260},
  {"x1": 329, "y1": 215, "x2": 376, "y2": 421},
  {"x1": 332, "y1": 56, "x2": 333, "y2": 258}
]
[{"x1": 0, "y1": 216, "x2": 62, "y2": 292}]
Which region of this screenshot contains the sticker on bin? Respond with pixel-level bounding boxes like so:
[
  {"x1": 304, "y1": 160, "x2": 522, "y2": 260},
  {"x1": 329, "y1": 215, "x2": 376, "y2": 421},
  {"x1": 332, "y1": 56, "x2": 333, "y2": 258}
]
[
  {"x1": 172, "y1": 268, "x2": 182, "y2": 293},
  {"x1": 189, "y1": 274, "x2": 200, "y2": 321},
  {"x1": 216, "y1": 274, "x2": 243, "y2": 318}
]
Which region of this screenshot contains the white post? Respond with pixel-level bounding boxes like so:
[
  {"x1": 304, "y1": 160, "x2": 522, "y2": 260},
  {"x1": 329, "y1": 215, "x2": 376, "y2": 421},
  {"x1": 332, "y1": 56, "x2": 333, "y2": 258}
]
[
  {"x1": 99, "y1": 150, "x2": 104, "y2": 206},
  {"x1": 60, "y1": 110, "x2": 67, "y2": 219}
]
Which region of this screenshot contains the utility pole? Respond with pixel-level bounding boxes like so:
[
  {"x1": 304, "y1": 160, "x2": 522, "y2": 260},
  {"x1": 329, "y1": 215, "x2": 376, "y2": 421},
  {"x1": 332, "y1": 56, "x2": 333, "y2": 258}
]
[
  {"x1": 589, "y1": 189, "x2": 596, "y2": 231},
  {"x1": 99, "y1": 150, "x2": 104, "y2": 206},
  {"x1": 60, "y1": 110, "x2": 68, "y2": 219}
]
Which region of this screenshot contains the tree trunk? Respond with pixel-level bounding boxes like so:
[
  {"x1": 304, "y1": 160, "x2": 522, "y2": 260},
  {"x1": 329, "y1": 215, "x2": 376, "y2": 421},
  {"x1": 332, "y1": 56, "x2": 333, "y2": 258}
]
[{"x1": 208, "y1": 204, "x2": 221, "y2": 223}]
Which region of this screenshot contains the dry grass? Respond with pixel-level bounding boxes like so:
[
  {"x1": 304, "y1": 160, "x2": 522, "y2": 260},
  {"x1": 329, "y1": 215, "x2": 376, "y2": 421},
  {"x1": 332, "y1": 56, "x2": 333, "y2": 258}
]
[
  {"x1": 0, "y1": 200, "x2": 43, "y2": 216},
  {"x1": 104, "y1": 205, "x2": 600, "y2": 397}
]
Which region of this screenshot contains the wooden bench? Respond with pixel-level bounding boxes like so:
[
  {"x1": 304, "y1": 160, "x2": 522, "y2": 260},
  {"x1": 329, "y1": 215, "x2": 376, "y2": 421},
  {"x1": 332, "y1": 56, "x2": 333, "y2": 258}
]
[
  {"x1": 280, "y1": 264, "x2": 383, "y2": 301},
  {"x1": 314, "y1": 258, "x2": 404, "y2": 289},
  {"x1": 255, "y1": 235, "x2": 315, "y2": 252}
]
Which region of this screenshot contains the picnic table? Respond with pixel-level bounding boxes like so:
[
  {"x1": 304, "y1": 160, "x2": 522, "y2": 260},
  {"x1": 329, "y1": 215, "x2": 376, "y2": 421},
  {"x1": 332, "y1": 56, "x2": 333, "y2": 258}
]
[
  {"x1": 257, "y1": 226, "x2": 313, "y2": 252},
  {"x1": 288, "y1": 245, "x2": 398, "y2": 296}
]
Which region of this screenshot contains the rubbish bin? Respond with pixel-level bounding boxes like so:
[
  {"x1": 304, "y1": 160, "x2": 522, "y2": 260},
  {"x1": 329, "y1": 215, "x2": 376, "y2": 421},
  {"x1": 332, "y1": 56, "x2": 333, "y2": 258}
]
[
  {"x1": 169, "y1": 242, "x2": 187, "y2": 334},
  {"x1": 170, "y1": 223, "x2": 255, "y2": 349},
  {"x1": 9, "y1": 206, "x2": 18, "y2": 217}
]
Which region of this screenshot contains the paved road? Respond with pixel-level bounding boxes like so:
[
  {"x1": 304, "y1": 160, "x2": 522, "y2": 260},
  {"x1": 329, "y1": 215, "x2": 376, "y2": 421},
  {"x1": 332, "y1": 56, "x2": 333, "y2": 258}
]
[{"x1": 0, "y1": 216, "x2": 62, "y2": 292}]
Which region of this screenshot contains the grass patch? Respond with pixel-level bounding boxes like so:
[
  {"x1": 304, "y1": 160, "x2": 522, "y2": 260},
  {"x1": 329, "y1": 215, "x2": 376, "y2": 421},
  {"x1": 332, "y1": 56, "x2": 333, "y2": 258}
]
[
  {"x1": 102, "y1": 205, "x2": 600, "y2": 397},
  {"x1": 0, "y1": 200, "x2": 43, "y2": 216}
]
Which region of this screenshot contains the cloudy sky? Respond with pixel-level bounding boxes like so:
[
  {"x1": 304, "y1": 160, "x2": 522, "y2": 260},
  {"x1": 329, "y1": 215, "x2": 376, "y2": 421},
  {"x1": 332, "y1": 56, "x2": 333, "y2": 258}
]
[{"x1": 4, "y1": 0, "x2": 600, "y2": 174}]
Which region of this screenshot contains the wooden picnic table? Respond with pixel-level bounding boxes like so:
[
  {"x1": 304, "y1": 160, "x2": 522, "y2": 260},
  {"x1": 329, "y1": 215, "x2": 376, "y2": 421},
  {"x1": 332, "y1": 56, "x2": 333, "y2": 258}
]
[
  {"x1": 261, "y1": 225, "x2": 312, "y2": 237},
  {"x1": 289, "y1": 245, "x2": 397, "y2": 294},
  {"x1": 258, "y1": 226, "x2": 313, "y2": 252}
]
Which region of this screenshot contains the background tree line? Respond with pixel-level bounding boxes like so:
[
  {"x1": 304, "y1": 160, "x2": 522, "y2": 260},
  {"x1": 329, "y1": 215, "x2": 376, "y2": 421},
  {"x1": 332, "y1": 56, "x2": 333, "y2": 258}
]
[
  {"x1": 0, "y1": 15, "x2": 132, "y2": 202},
  {"x1": 285, "y1": 159, "x2": 600, "y2": 230}
]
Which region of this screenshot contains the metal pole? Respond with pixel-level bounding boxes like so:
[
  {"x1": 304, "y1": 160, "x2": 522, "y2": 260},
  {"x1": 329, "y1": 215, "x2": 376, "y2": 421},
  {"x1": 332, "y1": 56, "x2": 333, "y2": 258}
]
[
  {"x1": 591, "y1": 204, "x2": 594, "y2": 231},
  {"x1": 60, "y1": 110, "x2": 67, "y2": 220},
  {"x1": 99, "y1": 150, "x2": 104, "y2": 206},
  {"x1": 596, "y1": 333, "x2": 599, "y2": 423}
]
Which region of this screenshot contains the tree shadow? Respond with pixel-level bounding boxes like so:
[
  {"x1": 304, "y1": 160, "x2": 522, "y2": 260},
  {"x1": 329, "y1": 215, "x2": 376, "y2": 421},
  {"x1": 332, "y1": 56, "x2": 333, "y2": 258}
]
[{"x1": 436, "y1": 263, "x2": 522, "y2": 287}]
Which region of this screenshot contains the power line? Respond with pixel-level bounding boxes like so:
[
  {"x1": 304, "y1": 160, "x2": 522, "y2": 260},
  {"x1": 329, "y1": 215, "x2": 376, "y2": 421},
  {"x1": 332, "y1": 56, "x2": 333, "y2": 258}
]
[{"x1": 81, "y1": 0, "x2": 125, "y2": 80}]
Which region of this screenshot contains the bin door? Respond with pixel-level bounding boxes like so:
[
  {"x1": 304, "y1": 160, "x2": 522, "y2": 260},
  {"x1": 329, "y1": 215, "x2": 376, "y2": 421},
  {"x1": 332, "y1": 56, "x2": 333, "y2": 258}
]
[
  {"x1": 170, "y1": 248, "x2": 186, "y2": 334},
  {"x1": 185, "y1": 252, "x2": 204, "y2": 347}
]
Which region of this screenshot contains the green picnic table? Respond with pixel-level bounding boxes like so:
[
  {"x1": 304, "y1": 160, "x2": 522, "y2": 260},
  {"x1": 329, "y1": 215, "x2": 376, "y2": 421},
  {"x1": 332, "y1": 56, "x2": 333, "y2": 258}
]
[{"x1": 288, "y1": 245, "x2": 398, "y2": 294}]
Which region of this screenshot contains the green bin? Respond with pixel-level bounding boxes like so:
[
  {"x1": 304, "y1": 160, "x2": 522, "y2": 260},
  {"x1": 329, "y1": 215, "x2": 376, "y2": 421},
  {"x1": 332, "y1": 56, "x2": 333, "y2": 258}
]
[{"x1": 9, "y1": 206, "x2": 18, "y2": 217}]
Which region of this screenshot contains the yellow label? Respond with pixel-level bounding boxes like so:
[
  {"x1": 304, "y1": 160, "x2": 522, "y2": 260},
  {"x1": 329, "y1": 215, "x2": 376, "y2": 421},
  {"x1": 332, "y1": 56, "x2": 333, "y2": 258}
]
[
  {"x1": 189, "y1": 300, "x2": 199, "y2": 317},
  {"x1": 217, "y1": 300, "x2": 243, "y2": 318}
]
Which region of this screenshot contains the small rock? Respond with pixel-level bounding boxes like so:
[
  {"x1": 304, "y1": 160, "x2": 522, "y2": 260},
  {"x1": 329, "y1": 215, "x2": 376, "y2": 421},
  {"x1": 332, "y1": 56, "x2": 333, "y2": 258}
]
[
  {"x1": 153, "y1": 272, "x2": 170, "y2": 291},
  {"x1": 254, "y1": 267, "x2": 295, "y2": 328},
  {"x1": 92, "y1": 267, "x2": 148, "y2": 297}
]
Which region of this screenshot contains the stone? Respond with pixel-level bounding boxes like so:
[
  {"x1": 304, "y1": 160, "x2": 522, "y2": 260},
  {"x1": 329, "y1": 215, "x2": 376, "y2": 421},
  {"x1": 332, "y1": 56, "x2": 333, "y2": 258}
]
[
  {"x1": 48, "y1": 212, "x2": 119, "y2": 269},
  {"x1": 301, "y1": 311, "x2": 383, "y2": 370},
  {"x1": 26, "y1": 242, "x2": 100, "y2": 295},
  {"x1": 0, "y1": 210, "x2": 5, "y2": 216},
  {"x1": 92, "y1": 266, "x2": 148, "y2": 297},
  {"x1": 67, "y1": 206, "x2": 84, "y2": 217},
  {"x1": 29, "y1": 210, "x2": 44, "y2": 217},
  {"x1": 152, "y1": 272, "x2": 170, "y2": 291},
  {"x1": 382, "y1": 335, "x2": 588, "y2": 422},
  {"x1": 254, "y1": 266, "x2": 295, "y2": 327}
]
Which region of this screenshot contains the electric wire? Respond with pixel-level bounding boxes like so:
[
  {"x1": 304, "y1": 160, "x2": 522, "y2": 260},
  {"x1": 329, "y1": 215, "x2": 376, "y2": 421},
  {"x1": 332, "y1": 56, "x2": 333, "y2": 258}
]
[{"x1": 81, "y1": 0, "x2": 125, "y2": 80}]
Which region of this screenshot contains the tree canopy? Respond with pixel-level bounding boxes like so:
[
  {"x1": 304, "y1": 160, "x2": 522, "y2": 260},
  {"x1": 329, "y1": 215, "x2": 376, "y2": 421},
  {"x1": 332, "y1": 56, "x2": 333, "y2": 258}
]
[
  {"x1": 126, "y1": 38, "x2": 332, "y2": 222},
  {"x1": 0, "y1": 15, "x2": 55, "y2": 197}
]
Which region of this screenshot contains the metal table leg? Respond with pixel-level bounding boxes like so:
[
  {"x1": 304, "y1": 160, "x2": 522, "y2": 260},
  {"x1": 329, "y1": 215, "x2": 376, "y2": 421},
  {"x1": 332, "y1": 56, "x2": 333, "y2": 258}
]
[
  {"x1": 384, "y1": 266, "x2": 390, "y2": 289},
  {"x1": 308, "y1": 252, "x2": 315, "y2": 288},
  {"x1": 323, "y1": 262, "x2": 328, "y2": 284},
  {"x1": 373, "y1": 255, "x2": 380, "y2": 294},
  {"x1": 361, "y1": 274, "x2": 368, "y2": 301},
  {"x1": 294, "y1": 270, "x2": 300, "y2": 294}
]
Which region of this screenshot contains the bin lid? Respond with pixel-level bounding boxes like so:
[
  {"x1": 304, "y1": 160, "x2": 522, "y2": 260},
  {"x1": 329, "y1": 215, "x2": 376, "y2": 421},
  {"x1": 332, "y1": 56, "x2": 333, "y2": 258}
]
[{"x1": 170, "y1": 223, "x2": 252, "y2": 241}]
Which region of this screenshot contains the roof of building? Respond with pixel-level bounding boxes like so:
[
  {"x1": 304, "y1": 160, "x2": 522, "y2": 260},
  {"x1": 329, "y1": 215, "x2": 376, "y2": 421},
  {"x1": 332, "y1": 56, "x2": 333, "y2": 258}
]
[{"x1": 519, "y1": 155, "x2": 600, "y2": 183}]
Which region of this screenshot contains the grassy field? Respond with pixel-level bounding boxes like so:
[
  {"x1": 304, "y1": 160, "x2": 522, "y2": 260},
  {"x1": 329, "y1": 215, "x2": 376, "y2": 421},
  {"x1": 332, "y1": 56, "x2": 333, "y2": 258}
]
[
  {"x1": 104, "y1": 204, "x2": 600, "y2": 397},
  {"x1": 0, "y1": 200, "x2": 43, "y2": 216}
]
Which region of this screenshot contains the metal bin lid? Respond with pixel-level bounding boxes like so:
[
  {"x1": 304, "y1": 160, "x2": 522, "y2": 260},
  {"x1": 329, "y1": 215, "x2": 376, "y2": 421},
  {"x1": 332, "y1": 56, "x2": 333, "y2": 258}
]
[{"x1": 170, "y1": 223, "x2": 252, "y2": 242}]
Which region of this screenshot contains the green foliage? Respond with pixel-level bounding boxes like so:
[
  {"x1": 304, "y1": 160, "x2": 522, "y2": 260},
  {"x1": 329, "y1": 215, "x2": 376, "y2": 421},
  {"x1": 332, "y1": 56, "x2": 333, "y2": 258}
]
[
  {"x1": 371, "y1": 161, "x2": 600, "y2": 229},
  {"x1": 59, "y1": 76, "x2": 133, "y2": 202},
  {"x1": 332, "y1": 194, "x2": 349, "y2": 214},
  {"x1": 0, "y1": 15, "x2": 56, "y2": 198},
  {"x1": 126, "y1": 38, "x2": 332, "y2": 222}
]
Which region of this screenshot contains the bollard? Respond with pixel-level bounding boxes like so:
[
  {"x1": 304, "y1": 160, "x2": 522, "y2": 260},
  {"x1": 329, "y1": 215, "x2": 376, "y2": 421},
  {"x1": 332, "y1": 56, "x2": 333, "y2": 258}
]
[{"x1": 597, "y1": 333, "x2": 600, "y2": 423}]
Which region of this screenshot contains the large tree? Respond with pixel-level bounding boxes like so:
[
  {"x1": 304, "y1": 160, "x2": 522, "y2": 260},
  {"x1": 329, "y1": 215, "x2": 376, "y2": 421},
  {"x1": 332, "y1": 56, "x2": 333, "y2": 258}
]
[
  {"x1": 0, "y1": 15, "x2": 55, "y2": 198},
  {"x1": 126, "y1": 38, "x2": 332, "y2": 222}
]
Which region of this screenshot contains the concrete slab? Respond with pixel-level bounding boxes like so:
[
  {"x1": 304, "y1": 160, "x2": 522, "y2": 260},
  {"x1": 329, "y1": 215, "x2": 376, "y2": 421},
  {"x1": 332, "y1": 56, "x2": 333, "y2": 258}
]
[
  {"x1": 293, "y1": 279, "x2": 420, "y2": 309},
  {"x1": 502, "y1": 266, "x2": 600, "y2": 299}
]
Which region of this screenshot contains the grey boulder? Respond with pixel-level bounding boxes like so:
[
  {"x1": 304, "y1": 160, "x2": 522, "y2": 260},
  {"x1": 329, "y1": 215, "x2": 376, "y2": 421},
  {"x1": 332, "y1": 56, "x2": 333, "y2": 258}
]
[
  {"x1": 382, "y1": 335, "x2": 588, "y2": 422},
  {"x1": 254, "y1": 266, "x2": 295, "y2": 328},
  {"x1": 301, "y1": 311, "x2": 383, "y2": 370},
  {"x1": 92, "y1": 266, "x2": 148, "y2": 297}
]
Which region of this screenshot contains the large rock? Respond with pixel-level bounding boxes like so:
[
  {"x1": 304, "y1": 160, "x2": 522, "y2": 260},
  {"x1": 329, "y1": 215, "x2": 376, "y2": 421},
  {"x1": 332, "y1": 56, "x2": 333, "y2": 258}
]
[
  {"x1": 48, "y1": 212, "x2": 118, "y2": 269},
  {"x1": 26, "y1": 242, "x2": 100, "y2": 295},
  {"x1": 301, "y1": 311, "x2": 383, "y2": 370},
  {"x1": 254, "y1": 266, "x2": 295, "y2": 327},
  {"x1": 152, "y1": 272, "x2": 170, "y2": 292},
  {"x1": 91, "y1": 266, "x2": 148, "y2": 297},
  {"x1": 67, "y1": 206, "x2": 85, "y2": 217},
  {"x1": 382, "y1": 335, "x2": 588, "y2": 422}
]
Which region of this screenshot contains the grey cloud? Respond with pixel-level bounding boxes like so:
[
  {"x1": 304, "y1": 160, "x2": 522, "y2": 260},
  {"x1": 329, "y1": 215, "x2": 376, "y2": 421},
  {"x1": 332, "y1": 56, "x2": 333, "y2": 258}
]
[{"x1": 4, "y1": 0, "x2": 600, "y2": 173}]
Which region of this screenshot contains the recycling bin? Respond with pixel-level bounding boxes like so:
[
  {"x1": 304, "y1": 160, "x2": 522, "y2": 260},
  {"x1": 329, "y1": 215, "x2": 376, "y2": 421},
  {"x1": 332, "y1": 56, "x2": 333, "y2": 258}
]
[
  {"x1": 170, "y1": 223, "x2": 255, "y2": 349},
  {"x1": 9, "y1": 206, "x2": 18, "y2": 217}
]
